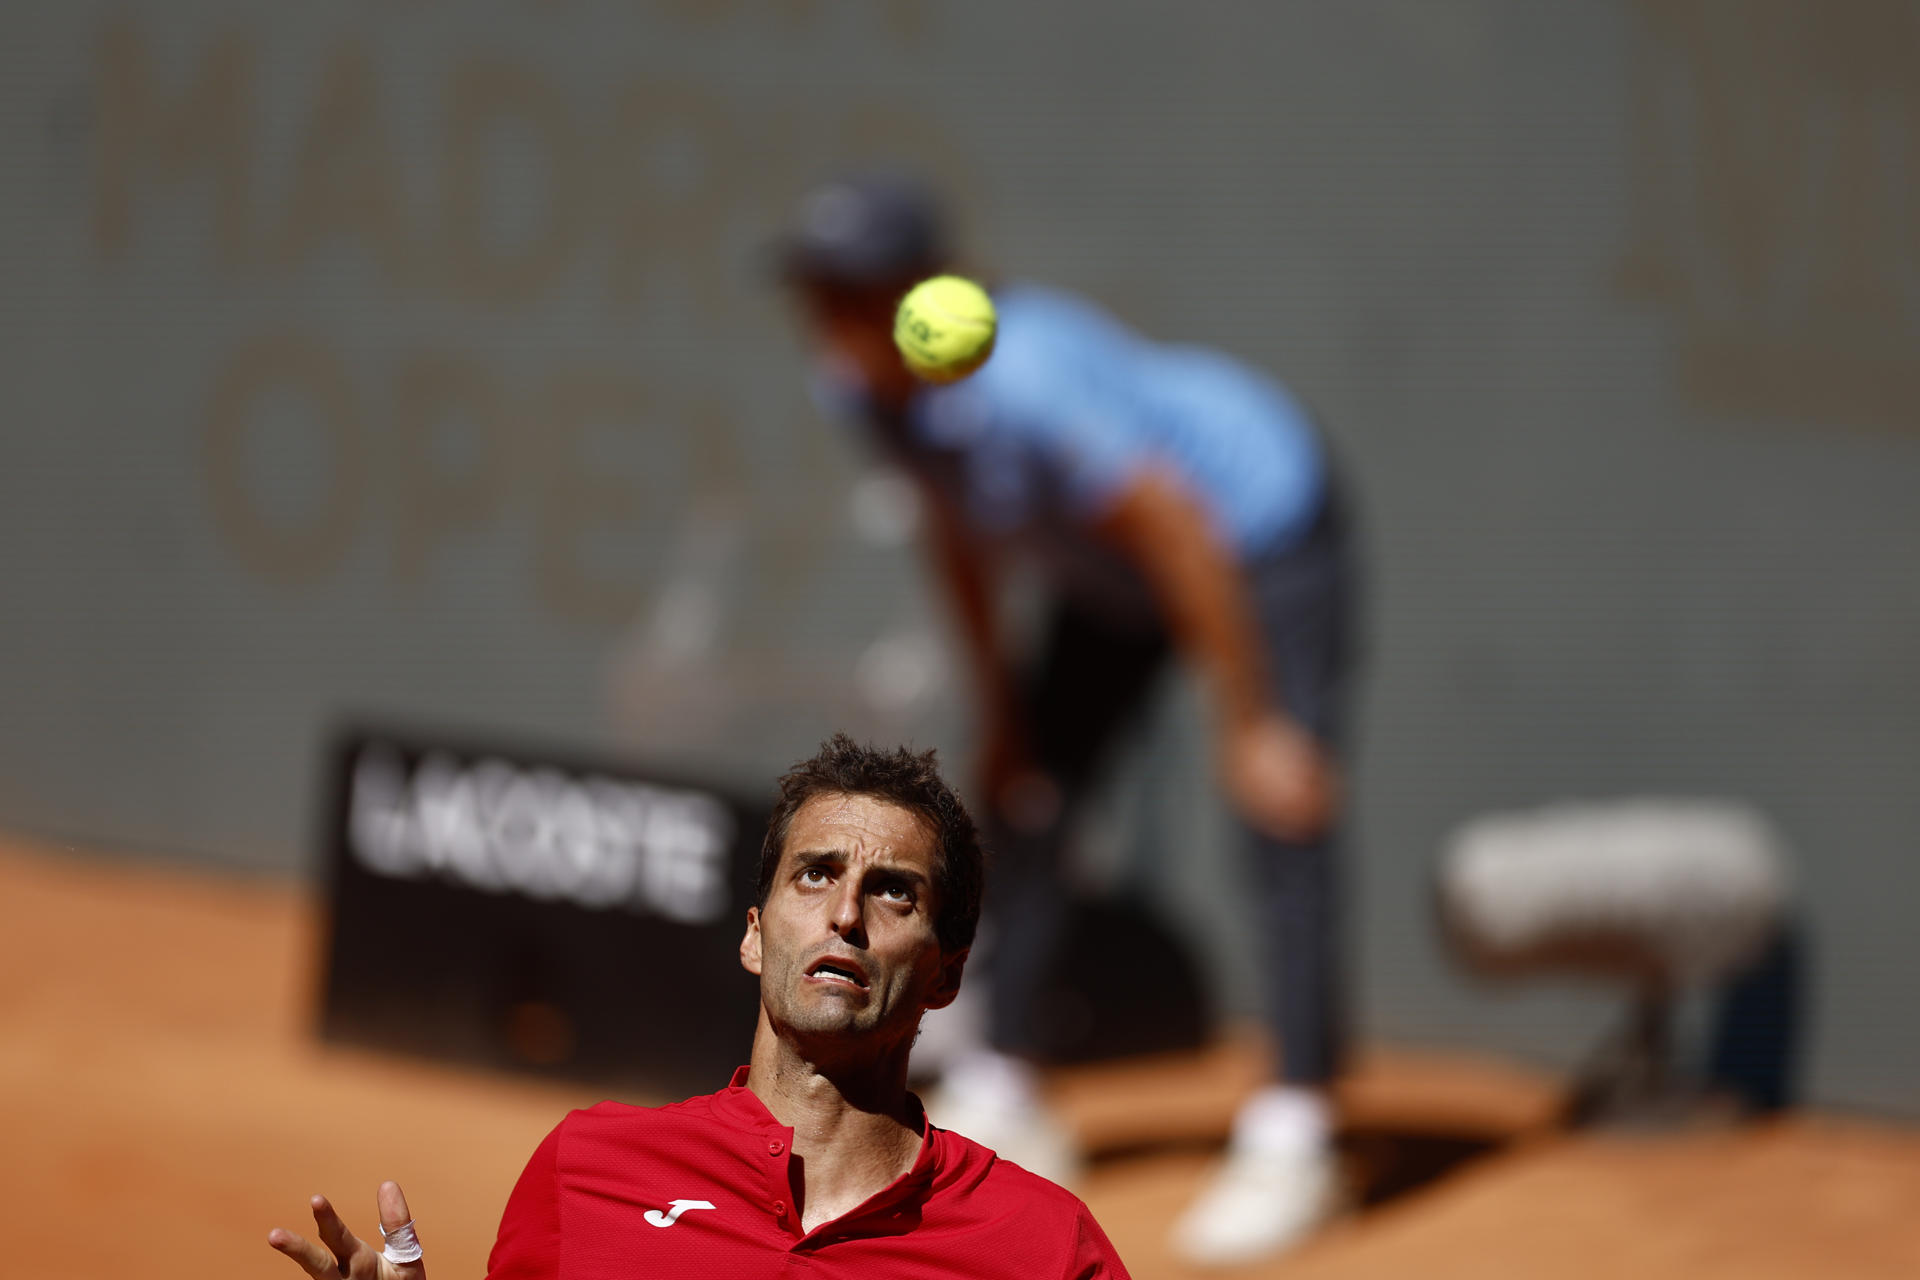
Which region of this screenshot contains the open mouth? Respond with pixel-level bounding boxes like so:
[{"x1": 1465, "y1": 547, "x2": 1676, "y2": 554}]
[{"x1": 806, "y1": 958, "x2": 870, "y2": 990}]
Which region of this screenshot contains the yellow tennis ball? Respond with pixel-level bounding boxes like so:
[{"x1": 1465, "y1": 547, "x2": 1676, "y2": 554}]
[{"x1": 894, "y1": 275, "x2": 997, "y2": 384}]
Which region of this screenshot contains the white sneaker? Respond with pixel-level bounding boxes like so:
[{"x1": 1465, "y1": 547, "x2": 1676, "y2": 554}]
[
  {"x1": 1170, "y1": 1143, "x2": 1342, "y2": 1267},
  {"x1": 924, "y1": 1054, "x2": 1082, "y2": 1187}
]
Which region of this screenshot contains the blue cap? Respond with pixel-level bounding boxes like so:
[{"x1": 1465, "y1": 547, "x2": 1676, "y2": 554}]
[{"x1": 776, "y1": 173, "x2": 947, "y2": 286}]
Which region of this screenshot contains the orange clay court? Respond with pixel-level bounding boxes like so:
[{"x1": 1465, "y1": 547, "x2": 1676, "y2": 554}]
[{"x1": 4, "y1": 834, "x2": 1917, "y2": 1280}]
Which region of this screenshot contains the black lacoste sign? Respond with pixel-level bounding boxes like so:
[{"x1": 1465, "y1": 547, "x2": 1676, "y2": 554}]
[{"x1": 317, "y1": 727, "x2": 765, "y2": 1096}]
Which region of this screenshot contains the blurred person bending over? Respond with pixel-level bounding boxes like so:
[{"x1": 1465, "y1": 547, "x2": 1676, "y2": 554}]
[
  {"x1": 267, "y1": 734, "x2": 1130, "y2": 1279},
  {"x1": 776, "y1": 174, "x2": 1362, "y2": 1267}
]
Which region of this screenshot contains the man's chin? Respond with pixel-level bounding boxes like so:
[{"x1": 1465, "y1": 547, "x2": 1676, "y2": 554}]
[
  {"x1": 783, "y1": 1009, "x2": 870, "y2": 1040},
  {"x1": 775, "y1": 1005, "x2": 923, "y2": 1059}
]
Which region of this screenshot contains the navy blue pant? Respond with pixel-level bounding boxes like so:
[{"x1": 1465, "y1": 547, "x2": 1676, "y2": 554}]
[{"x1": 986, "y1": 494, "x2": 1359, "y2": 1085}]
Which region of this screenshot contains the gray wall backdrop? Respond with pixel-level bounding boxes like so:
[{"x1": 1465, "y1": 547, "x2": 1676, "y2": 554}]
[{"x1": 4, "y1": 0, "x2": 1916, "y2": 1116}]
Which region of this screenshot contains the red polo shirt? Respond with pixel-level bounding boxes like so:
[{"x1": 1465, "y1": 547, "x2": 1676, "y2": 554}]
[{"x1": 487, "y1": 1068, "x2": 1130, "y2": 1279}]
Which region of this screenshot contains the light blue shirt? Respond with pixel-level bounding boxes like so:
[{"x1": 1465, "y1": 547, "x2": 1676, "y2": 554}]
[
  {"x1": 910, "y1": 283, "x2": 1327, "y2": 557},
  {"x1": 819, "y1": 283, "x2": 1329, "y2": 615}
]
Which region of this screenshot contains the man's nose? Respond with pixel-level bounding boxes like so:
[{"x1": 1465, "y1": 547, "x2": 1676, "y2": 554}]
[{"x1": 827, "y1": 880, "x2": 866, "y2": 939}]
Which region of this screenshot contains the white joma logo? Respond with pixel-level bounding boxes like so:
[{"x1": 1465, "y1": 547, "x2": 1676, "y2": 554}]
[{"x1": 645, "y1": 1199, "x2": 716, "y2": 1228}]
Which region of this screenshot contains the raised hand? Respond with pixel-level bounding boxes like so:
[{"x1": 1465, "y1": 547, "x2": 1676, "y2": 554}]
[{"x1": 268, "y1": 1181, "x2": 426, "y2": 1280}]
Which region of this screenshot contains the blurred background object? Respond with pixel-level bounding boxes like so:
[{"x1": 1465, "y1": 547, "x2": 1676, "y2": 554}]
[
  {"x1": 318, "y1": 727, "x2": 765, "y2": 1097},
  {"x1": 4, "y1": 0, "x2": 1920, "y2": 1275},
  {"x1": 1438, "y1": 798, "x2": 1801, "y2": 1123}
]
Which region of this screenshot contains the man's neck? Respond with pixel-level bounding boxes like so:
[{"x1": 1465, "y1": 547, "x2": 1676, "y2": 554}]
[{"x1": 744, "y1": 1018, "x2": 925, "y2": 1233}]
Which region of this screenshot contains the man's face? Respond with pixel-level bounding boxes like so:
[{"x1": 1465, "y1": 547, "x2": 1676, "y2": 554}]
[
  {"x1": 796, "y1": 282, "x2": 919, "y2": 408},
  {"x1": 740, "y1": 792, "x2": 965, "y2": 1055}
]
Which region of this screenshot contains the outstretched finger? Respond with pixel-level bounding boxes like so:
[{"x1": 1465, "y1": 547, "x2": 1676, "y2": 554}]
[
  {"x1": 377, "y1": 1180, "x2": 427, "y2": 1276},
  {"x1": 311, "y1": 1193, "x2": 367, "y2": 1269},
  {"x1": 267, "y1": 1224, "x2": 342, "y2": 1280}
]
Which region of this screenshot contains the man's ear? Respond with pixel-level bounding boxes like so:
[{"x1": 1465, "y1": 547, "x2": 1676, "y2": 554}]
[
  {"x1": 739, "y1": 906, "x2": 763, "y2": 977},
  {"x1": 924, "y1": 946, "x2": 969, "y2": 1011}
]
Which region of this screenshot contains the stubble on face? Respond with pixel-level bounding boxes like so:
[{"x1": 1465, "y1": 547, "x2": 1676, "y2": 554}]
[{"x1": 747, "y1": 793, "x2": 957, "y2": 1056}]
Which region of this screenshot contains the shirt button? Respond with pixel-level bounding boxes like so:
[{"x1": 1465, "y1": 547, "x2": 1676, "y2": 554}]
[
  {"x1": 773, "y1": 1200, "x2": 787, "y2": 1216},
  {"x1": 768, "y1": 1140, "x2": 785, "y2": 1156}
]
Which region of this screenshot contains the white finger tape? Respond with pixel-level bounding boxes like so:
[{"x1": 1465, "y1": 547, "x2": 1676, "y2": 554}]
[{"x1": 380, "y1": 1218, "x2": 424, "y2": 1265}]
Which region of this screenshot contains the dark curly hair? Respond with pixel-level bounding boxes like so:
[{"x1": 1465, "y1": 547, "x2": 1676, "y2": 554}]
[{"x1": 757, "y1": 733, "x2": 984, "y2": 953}]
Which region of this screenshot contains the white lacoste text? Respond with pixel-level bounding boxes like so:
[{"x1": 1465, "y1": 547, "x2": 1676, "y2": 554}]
[{"x1": 349, "y1": 745, "x2": 735, "y2": 923}]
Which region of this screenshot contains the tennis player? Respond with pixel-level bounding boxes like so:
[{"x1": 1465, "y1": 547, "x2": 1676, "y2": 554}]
[{"x1": 268, "y1": 734, "x2": 1131, "y2": 1278}]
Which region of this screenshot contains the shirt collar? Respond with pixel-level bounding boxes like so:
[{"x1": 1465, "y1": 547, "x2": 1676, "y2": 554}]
[
  {"x1": 710, "y1": 1067, "x2": 944, "y2": 1224},
  {"x1": 709, "y1": 1065, "x2": 778, "y2": 1131}
]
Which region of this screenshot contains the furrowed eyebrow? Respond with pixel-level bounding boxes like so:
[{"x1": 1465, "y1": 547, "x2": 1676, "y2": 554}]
[{"x1": 788, "y1": 849, "x2": 846, "y2": 874}]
